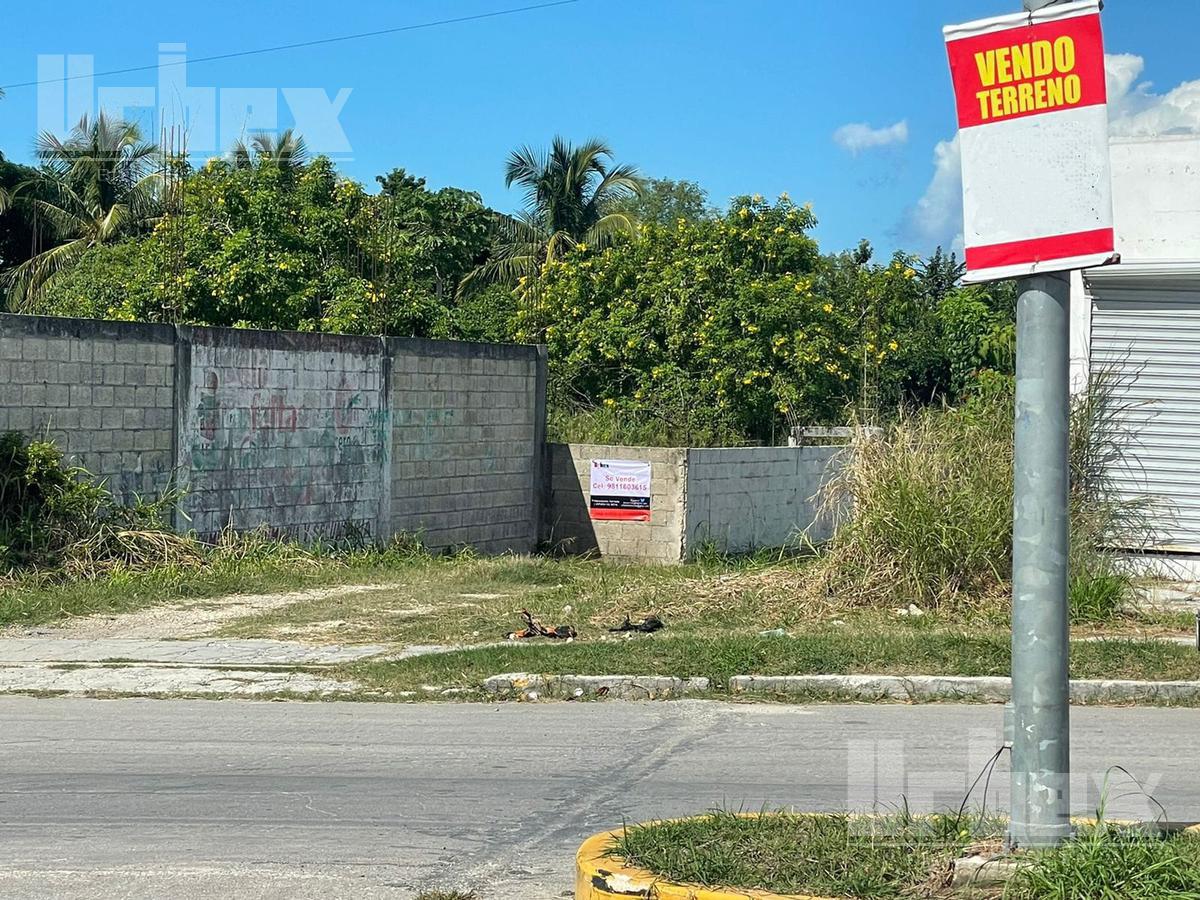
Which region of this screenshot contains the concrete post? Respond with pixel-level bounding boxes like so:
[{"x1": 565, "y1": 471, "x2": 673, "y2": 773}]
[{"x1": 1008, "y1": 272, "x2": 1073, "y2": 848}]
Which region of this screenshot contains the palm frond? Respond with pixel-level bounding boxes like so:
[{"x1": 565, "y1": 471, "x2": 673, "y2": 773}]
[
  {"x1": 586, "y1": 211, "x2": 639, "y2": 248},
  {"x1": 9, "y1": 112, "x2": 162, "y2": 305},
  {"x1": 2, "y1": 237, "x2": 93, "y2": 312}
]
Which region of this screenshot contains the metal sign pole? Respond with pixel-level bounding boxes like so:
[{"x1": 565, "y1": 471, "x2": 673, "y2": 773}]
[{"x1": 1008, "y1": 271, "x2": 1073, "y2": 848}]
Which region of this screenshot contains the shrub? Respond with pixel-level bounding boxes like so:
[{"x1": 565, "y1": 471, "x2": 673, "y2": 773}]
[
  {"x1": 809, "y1": 369, "x2": 1149, "y2": 616},
  {"x1": 0, "y1": 431, "x2": 190, "y2": 576}
]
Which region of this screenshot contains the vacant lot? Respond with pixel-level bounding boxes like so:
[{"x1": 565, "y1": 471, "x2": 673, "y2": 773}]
[{"x1": 3, "y1": 551, "x2": 1195, "y2": 702}]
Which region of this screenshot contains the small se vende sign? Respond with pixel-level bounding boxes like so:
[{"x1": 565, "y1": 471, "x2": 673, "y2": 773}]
[{"x1": 945, "y1": 0, "x2": 1116, "y2": 283}]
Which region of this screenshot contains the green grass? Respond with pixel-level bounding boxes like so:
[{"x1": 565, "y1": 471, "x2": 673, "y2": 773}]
[
  {"x1": 610, "y1": 812, "x2": 1200, "y2": 899},
  {"x1": 611, "y1": 810, "x2": 998, "y2": 898},
  {"x1": 346, "y1": 631, "x2": 1200, "y2": 698},
  {"x1": 1009, "y1": 823, "x2": 1200, "y2": 899},
  {"x1": 0, "y1": 542, "x2": 429, "y2": 629}
]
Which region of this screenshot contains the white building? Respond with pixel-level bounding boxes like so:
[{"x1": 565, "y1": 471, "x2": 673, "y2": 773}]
[{"x1": 1071, "y1": 135, "x2": 1200, "y2": 552}]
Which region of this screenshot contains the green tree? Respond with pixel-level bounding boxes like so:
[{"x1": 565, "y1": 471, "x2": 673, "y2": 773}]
[
  {"x1": 36, "y1": 158, "x2": 497, "y2": 340},
  {"x1": 230, "y1": 128, "x2": 308, "y2": 171},
  {"x1": 467, "y1": 136, "x2": 644, "y2": 291},
  {"x1": 526, "y1": 194, "x2": 841, "y2": 444},
  {"x1": 614, "y1": 176, "x2": 716, "y2": 227},
  {"x1": 0, "y1": 155, "x2": 44, "y2": 274},
  {"x1": 4, "y1": 114, "x2": 161, "y2": 309},
  {"x1": 915, "y1": 246, "x2": 966, "y2": 304}
]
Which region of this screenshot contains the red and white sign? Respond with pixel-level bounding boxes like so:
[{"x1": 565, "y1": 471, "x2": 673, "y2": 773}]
[
  {"x1": 589, "y1": 459, "x2": 651, "y2": 522},
  {"x1": 945, "y1": 0, "x2": 1116, "y2": 283}
]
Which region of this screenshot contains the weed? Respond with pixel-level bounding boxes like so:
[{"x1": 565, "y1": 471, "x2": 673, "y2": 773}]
[
  {"x1": 1011, "y1": 825, "x2": 1200, "y2": 899},
  {"x1": 806, "y1": 369, "x2": 1154, "y2": 621},
  {"x1": 0, "y1": 430, "x2": 194, "y2": 576}
]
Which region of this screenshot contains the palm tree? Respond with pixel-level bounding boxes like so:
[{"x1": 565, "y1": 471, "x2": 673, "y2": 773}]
[
  {"x1": 464, "y1": 136, "x2": 643, "y2": 292},
  {"x1": 230, "y1": 128, "x2": 308, "y2": 170},
  {"x1": 3, "y1": 113, "x2": 160, "y2": 309}
]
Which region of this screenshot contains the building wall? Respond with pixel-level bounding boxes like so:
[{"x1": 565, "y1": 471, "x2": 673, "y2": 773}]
[
  {"x1": 544, "y1": 444, "x2": 687, "y2": 564},
  {"x1": 0, "y1": 315, "x2": 176, "y2": 499},
  {"x1": 388, "y1": 339, "x2": 546, "y2": 554},
  {"x1": 685, "y1": 446, "x2": 843, "y2": 554},
  {"x1": 0, "y1": 314, "x2": 545, "y2": 553},
  {"x1": 1072, "y1": 136, "x2": 1200, "y2": 391},
  {"x1": 1109, "y1": 135, "x2": 1200, "y2": 261}
]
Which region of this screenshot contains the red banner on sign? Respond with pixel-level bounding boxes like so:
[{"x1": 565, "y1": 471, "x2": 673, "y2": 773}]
[{"x1": 947, "y1": 12, "x2": 1107, "y2": 129}]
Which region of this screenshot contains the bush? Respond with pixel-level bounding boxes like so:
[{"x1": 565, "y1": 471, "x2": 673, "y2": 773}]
[
  {"x1": 0, "y1": 431, "x2": 189, "y2": 576},
  {"x1": 809, "y1": 370, "x2": 1148, "y2": 616}
]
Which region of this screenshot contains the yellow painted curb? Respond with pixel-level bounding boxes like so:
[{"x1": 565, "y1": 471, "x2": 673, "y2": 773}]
[{"x1": 575, "y1": 829, "x2": 836, "y2": 900}]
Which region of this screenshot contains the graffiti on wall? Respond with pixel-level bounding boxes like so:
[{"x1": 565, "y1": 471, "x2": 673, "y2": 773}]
[
  {"x1": 186, "y1": 356, "x2": 389, "y2": 535},
  {"x1": 190, "y1": 367, "x2": 389, "y2": 474}
]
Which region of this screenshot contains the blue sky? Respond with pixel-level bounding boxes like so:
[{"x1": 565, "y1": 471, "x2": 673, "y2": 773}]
[{"x1": 2, "y1": 0, "x2": 1198, "y2": 257}]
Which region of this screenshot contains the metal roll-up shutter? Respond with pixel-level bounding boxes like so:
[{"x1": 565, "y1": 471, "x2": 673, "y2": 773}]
[{"x1": 1091, "y1": 285, "x2": 1200, "y2": 551}]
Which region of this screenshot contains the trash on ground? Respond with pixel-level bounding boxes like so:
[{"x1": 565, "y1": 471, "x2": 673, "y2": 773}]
[
  {"x1": 608, "y1": 615, "x2": 665, "y2": 634},
  {"x1": 508, "y1": 609, "x2": 577, "y2": 640},
  {"x1": 758, "y1": 628, "x2": 791, "y2": 638}
]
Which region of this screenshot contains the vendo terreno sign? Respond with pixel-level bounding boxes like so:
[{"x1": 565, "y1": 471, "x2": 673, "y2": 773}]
[{"x1": 945, "y1": 0, "x2": 1117, "y2": 282}]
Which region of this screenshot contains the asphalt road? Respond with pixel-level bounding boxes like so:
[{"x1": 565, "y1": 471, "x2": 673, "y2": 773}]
[{"x1": 1, "y1": 698, "x2": 1198, "y2": 899}]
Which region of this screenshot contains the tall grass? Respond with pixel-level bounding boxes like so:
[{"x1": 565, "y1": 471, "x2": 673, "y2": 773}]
[{"x1": 807, "y1": 370, "x2": 1154, "y2": 617}]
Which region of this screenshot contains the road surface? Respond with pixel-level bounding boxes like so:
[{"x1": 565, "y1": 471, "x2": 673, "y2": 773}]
[{"x1": 1, "y1": 697, "x2": 1198, "y2": 899}]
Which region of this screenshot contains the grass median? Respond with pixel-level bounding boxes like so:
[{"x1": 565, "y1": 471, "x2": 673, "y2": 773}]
[
  {"x1": 344, "y1": 629, "x2": 1200, "y2": 700},
  {"x1": 609, "y1": 811, "x2": 1200, "y2": 899}
]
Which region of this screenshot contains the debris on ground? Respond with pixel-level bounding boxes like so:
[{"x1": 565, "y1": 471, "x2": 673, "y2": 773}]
[
  {"x1": 608, "y1": 615, "x2": 665, "y2": 634},
  {"x1": 507, "y1": 609, "x2": 577, "y2": 641},
  {"x1": 759, "y1": 628, "x2": 791, "y2": 638}
]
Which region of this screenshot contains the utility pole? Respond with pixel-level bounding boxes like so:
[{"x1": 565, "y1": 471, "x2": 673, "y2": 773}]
[
  {"x1": 1008, "y1": 272, "x2": 1073, "y2": 848},
  {"x1": 1002, "y1": 0, "x2": 1078, "y2": 852},
  {"x1": 946, "y1": 0, "x2": 1112, "y2": 846}
]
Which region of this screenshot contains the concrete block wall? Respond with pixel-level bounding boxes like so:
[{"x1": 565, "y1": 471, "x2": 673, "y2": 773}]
[
  {"x1": 179, "y1": 327, "x2": 389, "y2": 541},
  {"x1": 0, "y1": 315, "x2": 176, "y2": 499},
  {"x1": 544, "y1": 444, "x2": 687, "y2": 563},
  {"x1": 388, "y1": 339, "x2": 546, "y2": 554},
  {"x1": 0, "y1": 314, "x2": 546, "y2": 553},
  {"x1": 685, "y1": 446, "x2": 842, "y2": 554},
  {"x1": 543, "y1": 443, "x2": 844, "y2": 563}
]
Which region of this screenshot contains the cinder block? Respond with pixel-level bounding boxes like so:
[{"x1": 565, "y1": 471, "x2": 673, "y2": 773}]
[
  {"x1": 22, "y1": 340, "x2": 48, "y2": 361},
  {"x1": 114, "y1": 343, "x2": 141, "y2": 364}
]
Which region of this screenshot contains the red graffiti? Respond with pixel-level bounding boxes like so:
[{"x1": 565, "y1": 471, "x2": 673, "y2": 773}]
[{"x1": 251, "y1": 393, "x2": 299, "y2": 433}]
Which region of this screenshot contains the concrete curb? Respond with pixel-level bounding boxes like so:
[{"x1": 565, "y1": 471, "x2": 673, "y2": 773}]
[
  {"x1": 483, "y1": 673, "x2": 710, "y2": 700},
  {"x1": 482, "y1": 672, "x2": 1200, "y2": 704},
  {"x1": 729, "y1": 674, "x2": 1200, "y2": 704},
  {"x1": 575, "y1": 829, "x2": 831, "y2": 900}
]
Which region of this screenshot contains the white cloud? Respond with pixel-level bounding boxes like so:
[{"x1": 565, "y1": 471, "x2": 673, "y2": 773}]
[
  {"x1": 901, "y1": 55, "x2": 1200, "y2": 252},
  {"x1": 1107, "y1": 54, "x2": 1200, "y2": 136},
  {"x1": 904, "y1": 135, "x2": 964, "y2": 253},
  {"x1": 833, "y1": 120, "x2": 909, "y2": 154}
]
